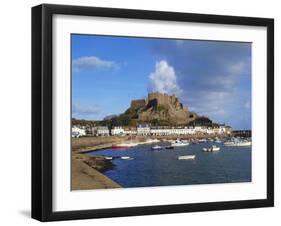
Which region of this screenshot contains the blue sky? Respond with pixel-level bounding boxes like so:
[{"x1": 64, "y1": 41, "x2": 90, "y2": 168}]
[{"x1": 72, "y1": 34, "x2": 251, "y2": 130}]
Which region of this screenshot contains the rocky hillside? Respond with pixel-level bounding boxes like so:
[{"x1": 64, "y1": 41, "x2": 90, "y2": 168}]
[{"x1": 117, "y1": 92, "x2": 198, "y2": 126}]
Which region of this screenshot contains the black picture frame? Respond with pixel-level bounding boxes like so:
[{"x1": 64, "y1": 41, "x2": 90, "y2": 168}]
[{"x1": 32, "y1": 4, "x2": 274, "y2": 222}]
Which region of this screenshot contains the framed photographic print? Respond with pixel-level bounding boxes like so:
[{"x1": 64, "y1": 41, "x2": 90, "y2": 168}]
[{"x1": 32, "y1": 4, "x2": 274, "y2": 221}]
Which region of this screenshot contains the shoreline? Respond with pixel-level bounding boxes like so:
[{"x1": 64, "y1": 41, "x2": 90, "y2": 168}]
[{"x1": 73, "y1": 134, "x2": 231, "y2": 153}]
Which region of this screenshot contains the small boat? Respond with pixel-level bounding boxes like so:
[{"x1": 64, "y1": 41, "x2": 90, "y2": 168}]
[
  {"x1": 171, "y1": 139, "x2": 189, "y2": 147},
  {"x1": 120, "y1": 156, "x2": 134, "y2": 160},
  {"x1": 151, "y1": 145, "x2": 163, "y2": 150},
  {"x1": 202, "y1": 147, "x2": 209, "y2": 152},
  {"x1": 165, "y1": 146, "x2": 174, "y2": 149},
  {"x1": 178, "y1": 155, "x2": 196, "y2": 160},
  {"x1": 112, "y1": 143, "x2": 137, "y2": 149},
  {"x1": 202, "y1": 145, "x2": 220, "y2": 152},
  {"x1": 235, "y1": 141, "x2": 252, "y2": 146},
  {"x1": 104, "y1": 156, "x2": 113, "y2": 160},
  {"x1": 224, "y1": 139, "x2": 251, "y2": 147},
  {"x1": 211, "y1": 145, "x2": 220, "y2": 151}
]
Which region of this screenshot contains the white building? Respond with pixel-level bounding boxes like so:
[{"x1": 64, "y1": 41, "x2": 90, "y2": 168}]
[
  {"x1": 111, "y1": 126, "x2": 125, "y2": 136},
  {"x1": 72, "y1": 127, "x2": 86, "y2": 138},
  {"x1": 137, "y1": 124, "x2": 151, "y2": 136},
  {"x1": 123, "y1": 127, "x2": 137, "y2": 136},
  {"x1": 217, "y1": 125, "x2": 227, "y2": 134},
  {"x1": 92, "y1": 126, "x2": 110, "y2": 136},
  {"x1": 150, "y1": 126, "x2": 196, "y2": 136},
  {"x1": 151, "y1": 127, "x2": 172, "y2": 136},
  {"x1": 173, "y1": 127, "x2": 196, "y2": 135},
  {"x1": 206, "y1": 127, "x2": 215, "y2": 134}
]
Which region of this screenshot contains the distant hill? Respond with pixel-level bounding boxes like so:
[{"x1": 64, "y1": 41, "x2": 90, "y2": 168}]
[
  {"x1": 72, "y1": 118, "x2": 96, "y2": 127},
  {"x1": 103, "y1": 114, "x2": 118, "y2": 120}
]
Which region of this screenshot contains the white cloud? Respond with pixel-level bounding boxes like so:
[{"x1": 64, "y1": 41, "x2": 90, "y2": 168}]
[
  {"x1": 72, "y1": 102, "x2": 100, "y2": 115},
  {"x1": 185, "y1": 91, "x2": 230, "y2": 117},
  {"x1": 73, "y1": 56, "x2": 118, "y2": 71},
  {"x1": 149, "y1": 60, "x2": 182, "y2": 95}
]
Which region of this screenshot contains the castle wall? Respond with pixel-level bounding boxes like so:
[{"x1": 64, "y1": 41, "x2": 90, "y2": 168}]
[
  {"x1": 148, "y1": 92, "x2": 172, "y2": 106},
  {"x1": 131, "y1": 99, "x2": 146, "y2": 109}
]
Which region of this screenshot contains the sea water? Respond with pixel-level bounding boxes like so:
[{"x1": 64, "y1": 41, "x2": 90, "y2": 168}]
[{"x1": 88, "y1": 142, "x2": 251, "y2": 188}]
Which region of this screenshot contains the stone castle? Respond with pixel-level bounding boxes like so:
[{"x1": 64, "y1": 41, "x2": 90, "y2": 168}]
[{"x1": 129, "y1": 92, "x2": 197, "y2": 125}]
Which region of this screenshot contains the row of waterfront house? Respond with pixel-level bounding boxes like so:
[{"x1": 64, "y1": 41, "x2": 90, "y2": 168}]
[{"x1": 72, "y1": 124, "x2": 231, "y2": 138}]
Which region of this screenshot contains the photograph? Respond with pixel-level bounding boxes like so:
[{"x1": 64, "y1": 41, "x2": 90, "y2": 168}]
[{"x1": 71, "y1": 34, "x2": 252, "y2": 190}]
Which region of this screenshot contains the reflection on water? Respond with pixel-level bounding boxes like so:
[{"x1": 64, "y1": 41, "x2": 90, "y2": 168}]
[{"x1": 88, "y1": 142, "x2": 251, "y2": 188}]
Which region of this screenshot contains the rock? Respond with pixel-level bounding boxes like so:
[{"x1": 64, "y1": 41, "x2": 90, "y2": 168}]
[{"x1": 83, "y1": 156, "x2": 114, "y2": 172}]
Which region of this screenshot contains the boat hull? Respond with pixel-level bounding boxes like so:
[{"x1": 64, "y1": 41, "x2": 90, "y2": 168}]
[
  {"x1": 112, "y1": 144, "x2": 137, "y2": 149},
  {"x1": 171, "y1": 143, "x2": 189, "y2": 147},
  {"x1": 224, "y1": 141, "x2": 251, "y2": 147},
  {"x1": 178, "y1": 155, "x2": 196, "y2": 160}
]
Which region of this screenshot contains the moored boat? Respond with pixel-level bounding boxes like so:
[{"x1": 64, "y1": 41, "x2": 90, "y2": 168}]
[
  {"x1": 171, "y1": 139, "x2": 189, "y2": 147},
  {"x1": 151, "y1": 145, "x2": 163, "y2": 150},
  {"x1": 235, "y1": 141, "x2": 251, "y2": 146},
  {"x1": 224, "y1": 139, "x2": 251, "y2": 147},
  {"x1": 120, "y1": 156, "x2": 134, "y2": 160},
  {"x1": 104, "y1": 156, "x2": 113, "y2": 160},
  {"x1": 178, "y1": 155, "x2": 196, "y2": 160},
  {"x1": 165, "y1": 146, "x2": 174, "y2": 149},
  {"x1": 198, "y1": 139, "x2": 207, "y2": 143},
  {"x1": 211, "y1": 145, "x2": 220, "y2": 151},
  {"x1": 202, "y1": 145, "x2": 220, "y2": 152}
]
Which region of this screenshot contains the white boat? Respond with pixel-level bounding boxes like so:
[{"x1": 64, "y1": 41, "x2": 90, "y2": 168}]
[
  {"x1": 120, "y1": 156, "x2": 134, "y2": 160},
  {"x1": 171, "y1": 139, "x2": 189, "y2": 147},
  {"x1": 151, "y1": 145, "x2": 163, "y2": 150},
  {"x1": 104, "y1": 156, "x2": 113, "y2": 160},
  {"x1": 178, "y1": 155, "x2": 196, "y2": 160},
  {"x1": 211, "y1": 145, "x2": 220, "y2": 151},
  {"x1": 202, "y1": 147, "x2": 209, "y2": 152},
  {"x1": 224, "y1": 140, "x2": 251, "y2": 147},
  {"x1": 236, "y1": 141, "x2": 252, "y2": 146},
  {"x1": 202, "y1": 145, "x2": 220, "y2": 152}
]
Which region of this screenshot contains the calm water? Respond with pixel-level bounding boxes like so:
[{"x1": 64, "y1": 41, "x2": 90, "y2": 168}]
[{"x1": 88, "y1": 142, "x2": 251, "y2": 188}]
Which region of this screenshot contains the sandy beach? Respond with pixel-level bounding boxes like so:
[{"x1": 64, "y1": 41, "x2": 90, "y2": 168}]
[{"x1": 71, "y1": 155, "x2": 121, "y2": 190}]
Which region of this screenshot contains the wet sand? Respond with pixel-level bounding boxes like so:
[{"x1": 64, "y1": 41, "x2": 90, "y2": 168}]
[{"x1": 71, "y1": 157, "x2": 121, "y2": 190}]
